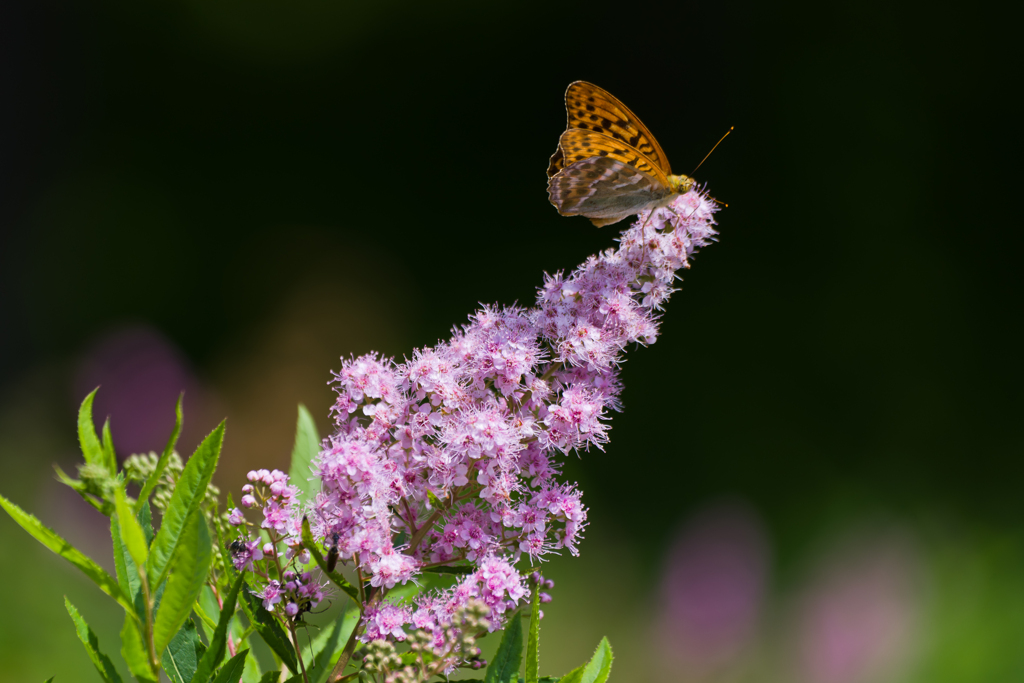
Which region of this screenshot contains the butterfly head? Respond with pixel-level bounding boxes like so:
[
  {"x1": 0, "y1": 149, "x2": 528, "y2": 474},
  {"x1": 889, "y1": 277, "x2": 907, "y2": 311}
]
[{"x1": 667, "y1": 174, "x2": 696, "y2": 195}]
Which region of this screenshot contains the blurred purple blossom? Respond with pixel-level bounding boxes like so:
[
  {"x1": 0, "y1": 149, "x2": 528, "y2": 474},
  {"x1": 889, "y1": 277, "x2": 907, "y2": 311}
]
[
  {"x1": 795, "y1": 534, "x2": 920, "y2": 683},
  {"x1": 74, "y1": 325, "x2": 204, "y2": 456},
  {"x1": 656, "y1": 502, "x2": 770, "y2": 677}
]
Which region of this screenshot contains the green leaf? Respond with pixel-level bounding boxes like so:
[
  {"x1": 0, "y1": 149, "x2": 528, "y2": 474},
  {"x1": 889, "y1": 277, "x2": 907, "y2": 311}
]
[
  {"x1": 300, "y1": 517, "x2": 359, "y2": 602},
  {"x1": 148, "y1": 422, "x2": 223, "y2": 588},
  {"x1": 559, "y1": 666, "x2": 583, "y2": 683},
  {"x1": 525, "y1": 586, "x2": 541, "y2": 683},
  {"x1": 154, "y1": 513, "x2": 213, "y2": 659},
  {"x1": 239, "y1": 587, "x2": 299, "y2": 674},
  {"x1": 485, "y1": 611, "x2": 522, "y2": 683},
  {"x1": 193, "y1": 588, "x2": 219, "y2": 640},
  {"x1": 111, "y1": 516, "x2": 134, "y2": 604},
  {"x1": 0, "y1": 494, "x2": 135, "y2": 615},
  {"x1": 138, "y1": 500, "x2": 155, "y2": 545},
  {"x1": 161, "y1": 620, "x2": 203, "y2": 683},
  {"x1": 53, "y1": 464, "x2": 110, "y2": 514},
  {"x1": 121, "y1": 611, "x2": 158, "y2": 683},
  {"x1": 558, "y1": 638, "x2": 612, "y2": 683},
  {"x1": 101, "y1": 418, "x2": 117, "y2": 475},
  {"x1": 78, "y1": 388, "x2": 105, "y2": 469},
  {"x1": 115, "y1": 483, "x2": 148, "y2": 571},
  {"x1": 257, "y1": 671, "x2": 281, "y2": 683},
  {"x1": 241, "y1": 646, "x2": 262, "y2": 683},
  {"x1": 305, "y1": 607, "x2": 360, "y2": 683},
  {"x1": 111, "y1": 515, "x2": 146, "y2": 624},
  {"x1": 43, "y1": 678, "x2": 55, "y2": 683},
  {"x1": 382, "y1": 580, "x2": 424, "y2": 606},
  {"x1": 136, "y1": 394, "x2": 184, "y2": 514},
  {"x1": 582, "y1": 638, "x2": 613, "y2": 683},
  {"x1": 193, "y1": 571, "x2": 246, "y2": 683},
  {"x1": 288, "y1": 405, "x2": 321, "y2": 506},
  {"x1": 65, "y1": 598, "x2": 125, "y2": 683},
  {"x1": 211, "y1": 649, "x2": 250, "y2": 683}
]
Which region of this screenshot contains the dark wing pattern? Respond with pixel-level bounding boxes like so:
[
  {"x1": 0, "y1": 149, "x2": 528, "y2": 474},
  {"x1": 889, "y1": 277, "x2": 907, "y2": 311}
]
[
  {"x1": 547, "y1": 156, "x2": 673, "y2": 227},
  {"x1": 547, "y1": 81, "x2": 672, "y2": 178},
  {"x1": 555, "y1": 129, "x2": 670, "y2": 187}
]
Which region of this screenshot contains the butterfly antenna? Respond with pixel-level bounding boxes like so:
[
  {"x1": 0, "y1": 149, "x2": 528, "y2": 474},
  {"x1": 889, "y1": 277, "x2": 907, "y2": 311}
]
[{"x1": 691, "y1": 126, "x2": 734, "y2": 176}]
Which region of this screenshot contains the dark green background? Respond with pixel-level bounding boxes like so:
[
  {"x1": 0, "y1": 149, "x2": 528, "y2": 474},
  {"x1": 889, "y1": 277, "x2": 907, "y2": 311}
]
[{"x1": 1, "y1": 0, "x2": 1022, "y2": 680}]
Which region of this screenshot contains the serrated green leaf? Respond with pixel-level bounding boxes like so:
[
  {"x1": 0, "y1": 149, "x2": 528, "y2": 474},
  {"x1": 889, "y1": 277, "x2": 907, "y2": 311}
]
[
  {"x1": 101, "y1": 418, "x2": 117, "y2": 475},
  {"x1": 485, "y1": 611, "x2": 522, "y2": 683},
  {"x1": 111, "y1": 516, "x2": 133, "y2": 602},
  {"x1": 78, "y1": 388, "x2": 105, "y2": 469},
  {"x1": 154, "y1": 513, "x2": 213, "y2": 658},
  {"x1": 558, "y1": 637, "x2": 612, "y2": 683},
  {"x1": 288, "y1": 405, "x2": 320, "y2": 506},
  {"x1": 239, "y1": 587, "x2": 299, "y2": 674},
  {"x1": 0, "y1": 494, "x2": 135, "y2": 615},
  {"x1": 300, "y1": 517, "x2": 359, "y2": 602},
  {"x1": 305, "y1": 606, "x2": 360, "y2": 683},
  {"x1": 558, "y1": 666, "x2": 584, "y2": 683},
  {"x1": 525, "y1": 586, "x2": 541, "y2": 683},
  {"x1": 111, "y1": 515, "x2": 146, "y2": 624},
  {"x1": 121, "y1": 610, "x2": 158, "y2": 682},
  {"x1": 115, "y1": 483, "x2": 148, "y2": 570},
  {"x1": 65, "y1": 598, "x2": 124, "y2": 683},
  {"x1": 136, "y1": 394, "x2": 184, "y2": 514},
  {"x1": 193, "y1": 571, "x2": 246, "y2": 683},
  {"x1": 148, "y1": 422, "x2": 223, "y2": 588},
  {"x1": 211, "y1": 649, "x2": 250, "y2": 683},
  {"x1": 138, "y1": 501, "x2": 154, "y2": 545},
  {"x1": 161, "y1": 620, "x2": 203, "y2": 683},
  {"x1": 581, "y1": 637, "x2": 613, "y2": 683}
]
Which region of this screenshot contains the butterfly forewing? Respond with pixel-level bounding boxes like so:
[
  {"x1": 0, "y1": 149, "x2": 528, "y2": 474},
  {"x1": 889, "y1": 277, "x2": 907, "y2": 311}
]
[
  {"x1": 556, "y1": 129, "x2": 670, "y2": 186},
  {"x1": 564, "y1": 81, "x2": 673, "y2": 175}
]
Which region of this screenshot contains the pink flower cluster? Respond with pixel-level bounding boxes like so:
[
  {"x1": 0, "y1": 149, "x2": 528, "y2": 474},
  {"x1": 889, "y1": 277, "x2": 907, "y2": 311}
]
[
  {"x1": 363, "y1": 555, "x2": 527, "y2": 642},
  {"x1": 310, "y1": 191, "x2": 718, "y2": 632},
  {"x1": 230, "y1": 191, "x2": 719, "y2": 643}
]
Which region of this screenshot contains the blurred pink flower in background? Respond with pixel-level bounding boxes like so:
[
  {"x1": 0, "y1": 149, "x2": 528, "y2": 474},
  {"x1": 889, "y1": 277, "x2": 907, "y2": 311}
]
[
  {"x1": 655, "y1": 501, "x2": 770, "y2": 679},
  {"x1": 74, "y1": 325, "x2": 209, "y2": 456},
  {"x1": 795, "y1": 532, "x2": 921, "y2": 683}
]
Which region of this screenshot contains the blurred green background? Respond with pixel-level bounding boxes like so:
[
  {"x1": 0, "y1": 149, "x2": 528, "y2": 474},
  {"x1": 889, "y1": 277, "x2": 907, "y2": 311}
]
[{"x1": 1, "y1": 0, "x2": 1022, "y2": 681}]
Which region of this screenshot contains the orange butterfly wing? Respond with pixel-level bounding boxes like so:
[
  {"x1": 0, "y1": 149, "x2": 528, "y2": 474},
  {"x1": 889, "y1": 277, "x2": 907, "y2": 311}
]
[
  {"x1": 555, "y1": 129, "x2": 671, "y2": 188},
  {"x1": 547, "y1": 81, "x2": 673, "y2": 179}
]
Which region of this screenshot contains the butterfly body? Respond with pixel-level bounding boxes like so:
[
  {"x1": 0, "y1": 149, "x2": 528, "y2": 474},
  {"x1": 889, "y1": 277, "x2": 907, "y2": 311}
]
[{"x1": 547, "y1": 81, "x2": 695, "y2": 227}]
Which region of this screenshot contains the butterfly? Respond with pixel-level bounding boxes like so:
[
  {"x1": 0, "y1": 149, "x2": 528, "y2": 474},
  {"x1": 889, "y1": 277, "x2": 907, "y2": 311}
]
[{"x1": 547, "y1": 81, "x2": 697, "y2": 227}]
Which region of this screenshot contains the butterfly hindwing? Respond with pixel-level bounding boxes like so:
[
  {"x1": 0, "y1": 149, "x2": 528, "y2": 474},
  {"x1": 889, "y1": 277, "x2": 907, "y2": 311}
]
[
  {"x1": 564, "y1": 81, "x2": 673, "y2": 175},
  {"x1": 548, "y1": 156, "x2": 672, "y2": 226}
]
